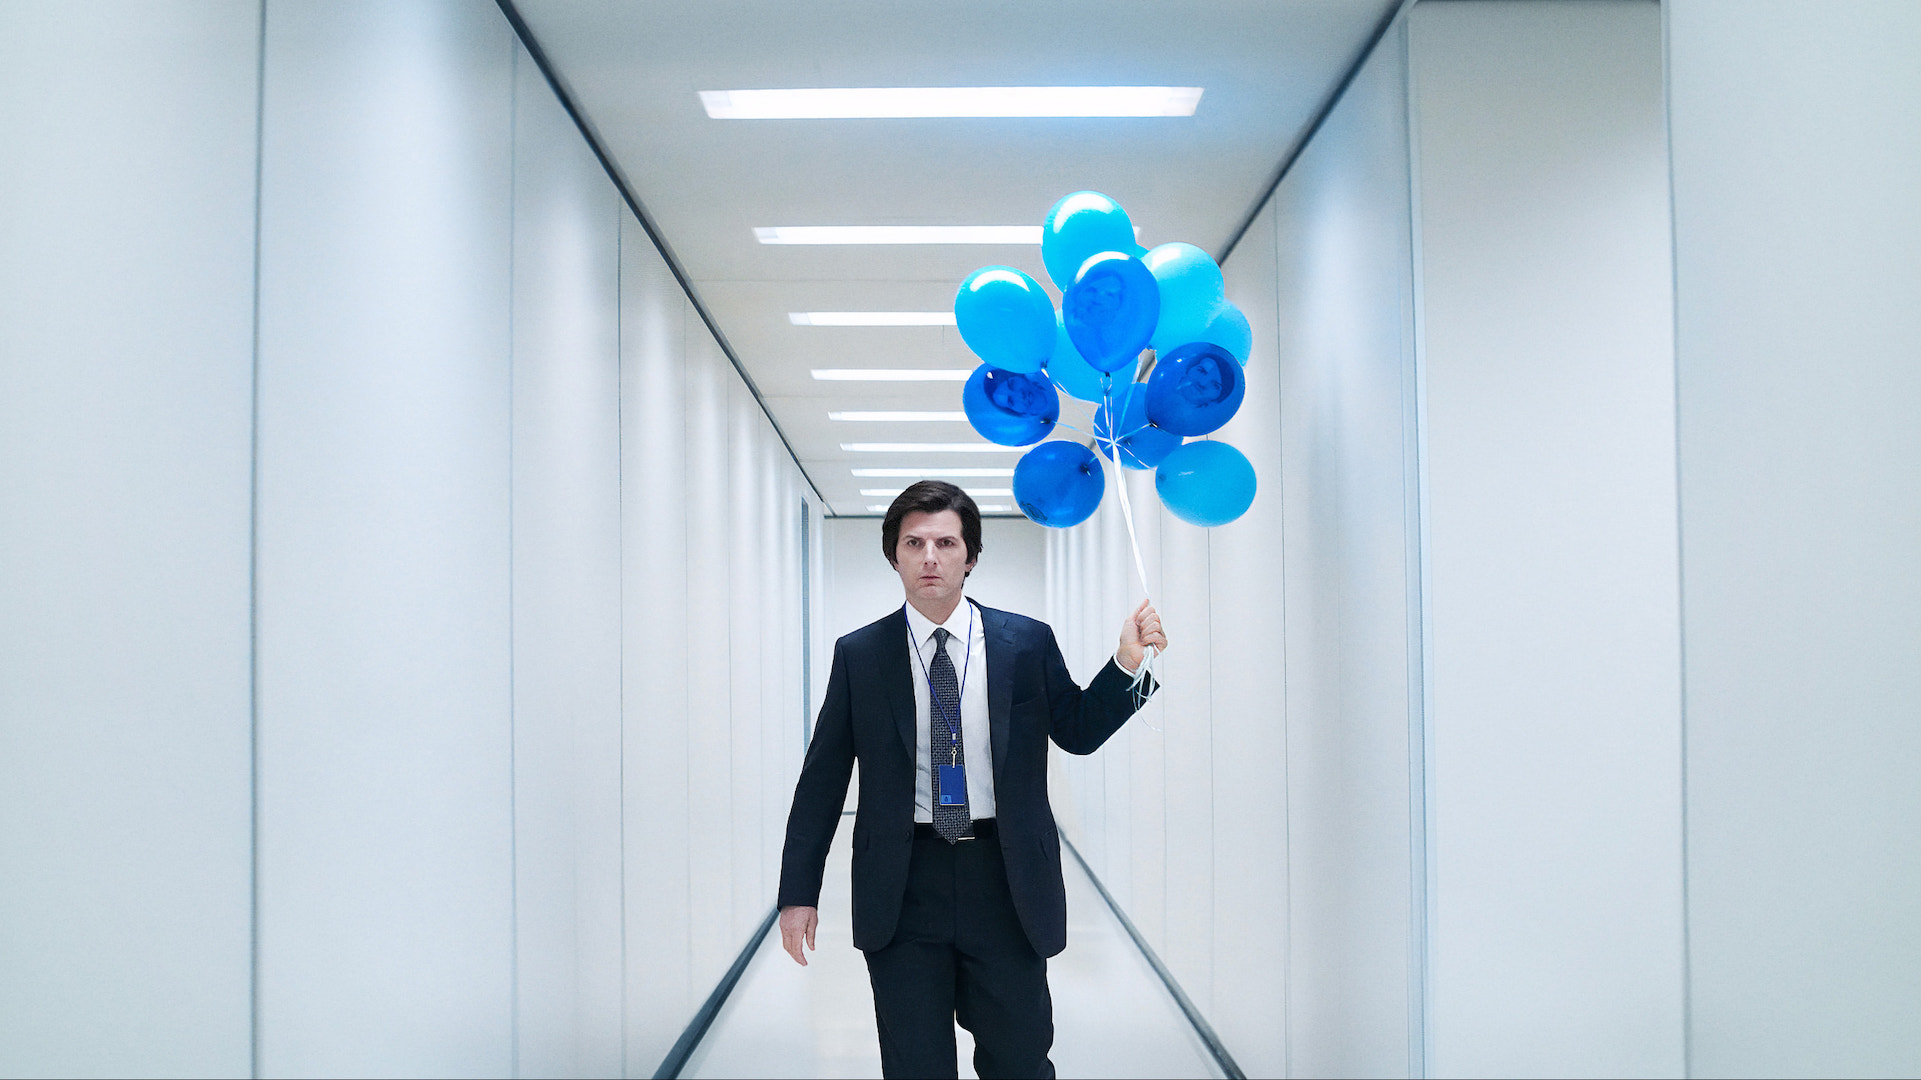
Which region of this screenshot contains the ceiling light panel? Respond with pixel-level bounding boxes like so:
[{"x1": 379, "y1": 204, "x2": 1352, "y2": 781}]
[
  {"x1": 851, "y1": 468, "x2": 1015, "y2": 478},
  {"x1": 757, "y1": 226, "x2": 1038, "y2": 245},
  {"x1": 859, "y1": 488, "x2": 1012, "y2": 498},
  {"x1": 812, "y1": 369, "x2": 973, "y2": 381},
  {"x1": 831, "y1": 412, "x2": 968, "y2": 422},
  {"x1": 791, "y1": 312, "x2": 956, "y2": 326},
  {"x1": 700, "y1": 87, "x2": 1204, "y2": 119},
  {"x1": 840, "y1": 443, "x2": 1019, "y2": 453}
]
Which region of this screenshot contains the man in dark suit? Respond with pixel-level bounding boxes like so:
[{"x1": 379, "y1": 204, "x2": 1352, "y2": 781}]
[{"x1": 776, "y1": 480, "x2": 1166, "y2": 1079}]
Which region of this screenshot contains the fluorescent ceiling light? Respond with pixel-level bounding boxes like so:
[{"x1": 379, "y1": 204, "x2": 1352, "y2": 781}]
[
  {"x1": 812, "y1": 369, "x2": 973, "y2": 381},
  {"x1": 832, "y1": 411, "x2": 968, "y2": 422},
  {"x1": 852, "y1": 467, "x2": 1015, "y2": 478},
  {"x1": 701, "y1": 87, "x2": 1204, "y2": 119},
  {"x1": 976, "y1": 505, "x2": 1015, "y2": 513},
  {"x1": 860, "y1": 487, "x2": 1013, "y2": 498},
  {"x1": 841, "y1": 443, "x2": 1019, "y2": 453},
  {"x1": 791, "y1": 312, "x2": 956, "y2": 326},
  {"x1": 759, "y1": 226, "x2": 1038, "y2": 245}
]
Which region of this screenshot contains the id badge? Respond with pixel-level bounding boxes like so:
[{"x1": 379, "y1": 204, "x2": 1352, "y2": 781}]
[{"x1": 937, "y1": 764, "x2": 968, "y2": 806}]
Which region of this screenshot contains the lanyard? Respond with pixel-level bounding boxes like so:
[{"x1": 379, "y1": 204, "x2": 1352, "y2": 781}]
[{"x1": 908, "y1": 600, "x2": 975, "y2": 763}]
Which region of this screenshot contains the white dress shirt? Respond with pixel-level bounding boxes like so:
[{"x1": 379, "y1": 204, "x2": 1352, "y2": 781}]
[{"x1": 904, "y1": 597, "x2": 996, "y2": 822}]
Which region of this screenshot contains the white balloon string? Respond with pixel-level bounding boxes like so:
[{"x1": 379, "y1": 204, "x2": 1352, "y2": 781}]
[{"x1": 1098, "y1": 379, "x2": 1162, "y2": 710}]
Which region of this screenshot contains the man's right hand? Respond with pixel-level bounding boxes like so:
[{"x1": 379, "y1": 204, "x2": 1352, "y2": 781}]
[{"x1": 779, "y1": 905, "x2": 818, "y2": 966}]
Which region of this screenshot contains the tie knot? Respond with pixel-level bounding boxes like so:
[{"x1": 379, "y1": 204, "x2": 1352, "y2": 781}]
[{"x1": 932, "y1": 627, "x2": 950, "y2": 647}]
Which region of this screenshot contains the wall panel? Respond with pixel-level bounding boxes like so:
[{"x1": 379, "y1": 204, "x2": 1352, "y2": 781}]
[
  {"x1": 1669, "y1": 1, "x2": 1921, "y2": 1074},
  {"x1": 253, "y1": 2, "x2": 518, "y2": 1074},
  {"x1": 508, "y1": 48, "x2": 625, "y2": 1079},
  {"x1": 0, "y1": 4, "x2": 259, "y2": 1075}
]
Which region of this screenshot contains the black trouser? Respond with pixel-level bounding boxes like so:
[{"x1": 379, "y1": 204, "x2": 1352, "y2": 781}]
[{"x1": 863, "y1": 820, "x2": 1055, "y2": 1079}]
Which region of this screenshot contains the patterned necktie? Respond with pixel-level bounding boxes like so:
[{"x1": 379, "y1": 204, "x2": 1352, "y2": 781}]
[{"x1": 929, "y1": 627, "x2": 971, "y2": 843}]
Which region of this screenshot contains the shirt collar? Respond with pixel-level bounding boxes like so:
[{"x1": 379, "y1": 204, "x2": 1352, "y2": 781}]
[{"x1": 904, "y1": 595, "x2": 972, "y2": 647}]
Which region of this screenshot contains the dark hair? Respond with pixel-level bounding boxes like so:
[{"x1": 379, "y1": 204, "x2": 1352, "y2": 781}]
[{"x1": 881, "y1": 481, "x2": 982, "y2": 570}]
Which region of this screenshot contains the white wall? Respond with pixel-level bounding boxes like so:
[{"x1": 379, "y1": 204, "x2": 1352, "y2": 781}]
[
  {"x1": 0, "y1": 4, "x2": 259, "y2": 1076},
  {"x1": 1043, "y1": 4, "x2": 1681, "y2": 1077},
  {"x1": 1, "y1": 2, "x2": 818, "y2": 1076},
  {"x1": 1668, "y1": 2, "x2": 1921, "y2": 1076},
  {"x1": 1409, "y1": 4, "x2": 1684, "y2": 1076}
]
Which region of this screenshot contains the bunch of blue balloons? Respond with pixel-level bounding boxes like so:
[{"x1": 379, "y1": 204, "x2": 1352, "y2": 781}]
[{"x1": 954, "y1": 191, "x2": 1258, "y2": 529}]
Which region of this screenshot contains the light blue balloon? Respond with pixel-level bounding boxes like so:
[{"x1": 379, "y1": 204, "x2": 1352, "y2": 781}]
[
  {"x1": 1041, "y1": 192, "x2": 1136, "y2": 291},
  {"x1": 1197, "y1": 302, "x2": 1252, "y2": 364},
  {"x1": 962, "y1": 364, "x2": 1058, "y2": 446},
  {"x1": 1014, "y1": 441, "x2": 1105, "y2": 528},
  {"x1": 1142, "y1": 242, "x2": 1225, "y2": 355},
  {"x1": 1093, "y1": 382, "x2": 1181, "y2": 470},
  {"x1": 1155, "y1": 440, "x2": 1256, "y2": 527},
  {"x1": 1044, "y1": 311, "x2": 1108, "y2": 403},
  {"x1": 954, "y1": 266, "x2": 1055, "y2": 373}
]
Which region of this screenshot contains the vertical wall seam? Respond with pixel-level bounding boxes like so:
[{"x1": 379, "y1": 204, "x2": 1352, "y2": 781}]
[
  {"x1": 1402, "y1": 14, "x2": 1437, "y2": 1075},
  {"x1": 247, "y1": 2, "x2": 267, "y2": 1076},
  {"x1": 505, "y1": 42, "x2": 522, "y2": 1080},
  {"x1": 615, "y1": 200, "x2": 629, "y2": 1080},
  {"x1": 1660, "y1": 1, "x2": 1694, "y2": 1073}
]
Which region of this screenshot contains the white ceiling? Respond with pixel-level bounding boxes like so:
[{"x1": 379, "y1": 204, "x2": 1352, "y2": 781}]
[{"x1": 513, "y1": 0, "x2": 1394, "y2": 516}]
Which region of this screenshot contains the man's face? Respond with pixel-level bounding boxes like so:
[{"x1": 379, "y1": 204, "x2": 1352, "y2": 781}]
[{"x1": 892, "y1": 509, "x2": 975, "y2": 613}]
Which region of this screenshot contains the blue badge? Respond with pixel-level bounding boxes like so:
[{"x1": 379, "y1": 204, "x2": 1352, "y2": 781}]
[{"x1": 938, "y1": 764, "x2": 967, "y2": 806}]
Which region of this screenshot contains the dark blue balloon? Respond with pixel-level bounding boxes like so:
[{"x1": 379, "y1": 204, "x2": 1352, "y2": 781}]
[
  {"x1": 1155, "y1": 440, "x2": 1256, "y2": 527},
  {"x1": 1013, "y1": 441, "x2": 1105, "y2": 528},
  {"x1": 1093, "y1": 383, "x2": 1181, "y2": 470},
  {"x1": 1064, "y1": 251, "x2": 1160, "y2": 374},
  {"x1": 1145, "y1": 341, "x2": 1245, "y2": 437},
  {"x1": 962, "y1": 364, "x2": 1058, "y2": 446}
]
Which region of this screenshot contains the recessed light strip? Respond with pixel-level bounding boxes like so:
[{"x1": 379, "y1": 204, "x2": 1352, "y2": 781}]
[
  {"x1": 759, "y1": 226, "x2": 1038, "y2": 245},
  {"x1": 812, "y1": 369, "x2": 973, "y2": 382},
  {"x1": 701, "y1": 87, "x2": 1203, "y2": 120},
  {"x1": 852, "y1": 468, "x2": 1014, "y2": 478},
  {"x1": 791, "y1": 312, "x2": 956, "y2": 326},
  {"x1": 859, "y1": 488, "x2": 1012, "y2": 497},
  {"x1": 867, "y1": 503, "x2": 1016, "y2": 513},
  {"x1": 831, "y1": 412, "x2": 968, "y2": 422},
  {"x1": 841, "y1": 443, "x2": 1019, "y2": 453}
]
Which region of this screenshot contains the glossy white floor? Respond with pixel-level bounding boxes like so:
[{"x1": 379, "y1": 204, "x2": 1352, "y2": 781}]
[{"x1": 682, "y1": 816, "x2": 1225, "y2": 1079}]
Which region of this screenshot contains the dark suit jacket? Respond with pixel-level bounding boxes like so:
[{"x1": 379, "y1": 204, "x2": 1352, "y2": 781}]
[{"x1": 776, "y1": 601, "x2": 1150, "y2": 958}]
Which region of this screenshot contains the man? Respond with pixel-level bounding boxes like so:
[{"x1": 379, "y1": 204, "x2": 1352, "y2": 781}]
[{"x1": 776, "y1": 481, "x2": 1167, "y2": 1079}]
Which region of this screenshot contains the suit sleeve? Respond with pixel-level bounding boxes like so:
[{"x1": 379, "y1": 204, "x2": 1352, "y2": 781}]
[
  {"x1": 776, "y1": 637, "x2": 856, "y2": 909},
  {"x1": 1040, "y1": 624, "x2": 1159, "y2": 755}
]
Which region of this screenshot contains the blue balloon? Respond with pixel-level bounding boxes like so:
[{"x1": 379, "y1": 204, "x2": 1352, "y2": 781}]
[
  {"x1": 1044, "y1": 312, "x2": 1108, "y2": 403},
  {"x1": 1155, "y1": 440, "x2": 1257, "y2": 527},
  {"x1": 1145, "y1": 341, "x2": 1245, "y2": 437},
  {"x1": 962, "y1": 364, "x2": 1059, "y2": 446},
  {"x1": 1197, "y1": 301, "x2": 1252, "y2": 364},
  {"x1": 1064, "y1": 251, "x2": 1160, "y2": 374},
  {"x1": 1041, "y1": 192, "x2": 1136, "y2": 291},
  {"x1": 954, "y1": 266, "x2": 1055, "y2": 373},
  {"x1": 1142, "y1": 242, "x2": 1225, "y2": 354},
  {"x1": 1093, "y1": 383, "x2": 1181, "y2": 470},
  {"x1": 1014, "y1": 441, "x2": 1105, "y2": 528}
]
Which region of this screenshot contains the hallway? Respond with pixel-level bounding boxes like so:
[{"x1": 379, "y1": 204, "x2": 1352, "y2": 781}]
[{"x1": 680, "y1": 817, "x2": 1224, "y2": 1080}]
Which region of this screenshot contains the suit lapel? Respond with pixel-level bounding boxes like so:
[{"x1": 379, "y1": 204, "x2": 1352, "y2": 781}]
[
  {"x1": 882, "y1": 607, "x2": 917, "y2": 759},
  {"x1": 981, "y1": 603, "x2": 1016, "y2": 776}
]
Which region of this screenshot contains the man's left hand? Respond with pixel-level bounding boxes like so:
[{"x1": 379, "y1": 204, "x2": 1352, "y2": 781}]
[{"x1": 1117, "y1": 599, "x2": 1169, "y2": 673}]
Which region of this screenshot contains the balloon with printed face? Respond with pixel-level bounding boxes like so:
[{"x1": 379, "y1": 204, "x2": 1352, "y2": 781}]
[
  {"x1": 1197, "y1": 301, "x2": 1252, "y2": 364},
  {"x1": 1013, "y1": 441, "x2": 1105, "y2": 528},
  {"x1": 954, "y1": 265, "x2": 1055, "y2": 373},
  {"x1": 962, "y1": 364, "x2": 1059, "y2": 446},
  {"x1": 1041, "y1": 191, "x2": 1137, "y2": 291},
  {"x1": 1093, "y1": 382, "x2": 1182, "y2": 470},
  {"x1": 1064, "y1": 251, "x2": 1160, "y2": 374},
  {"x1": 1155, "y1": 440, "x2": 1257, "y2": 527},
  {"x1": 1142, "y1": 242, "x2": 1226, "y2": 355},
  {"x1": 1044, "y1": 311, "x2": 1108, "y2": 403},
  {"x1": 1145, "y1": 341, "x2": 1245, "y2": 437}
]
